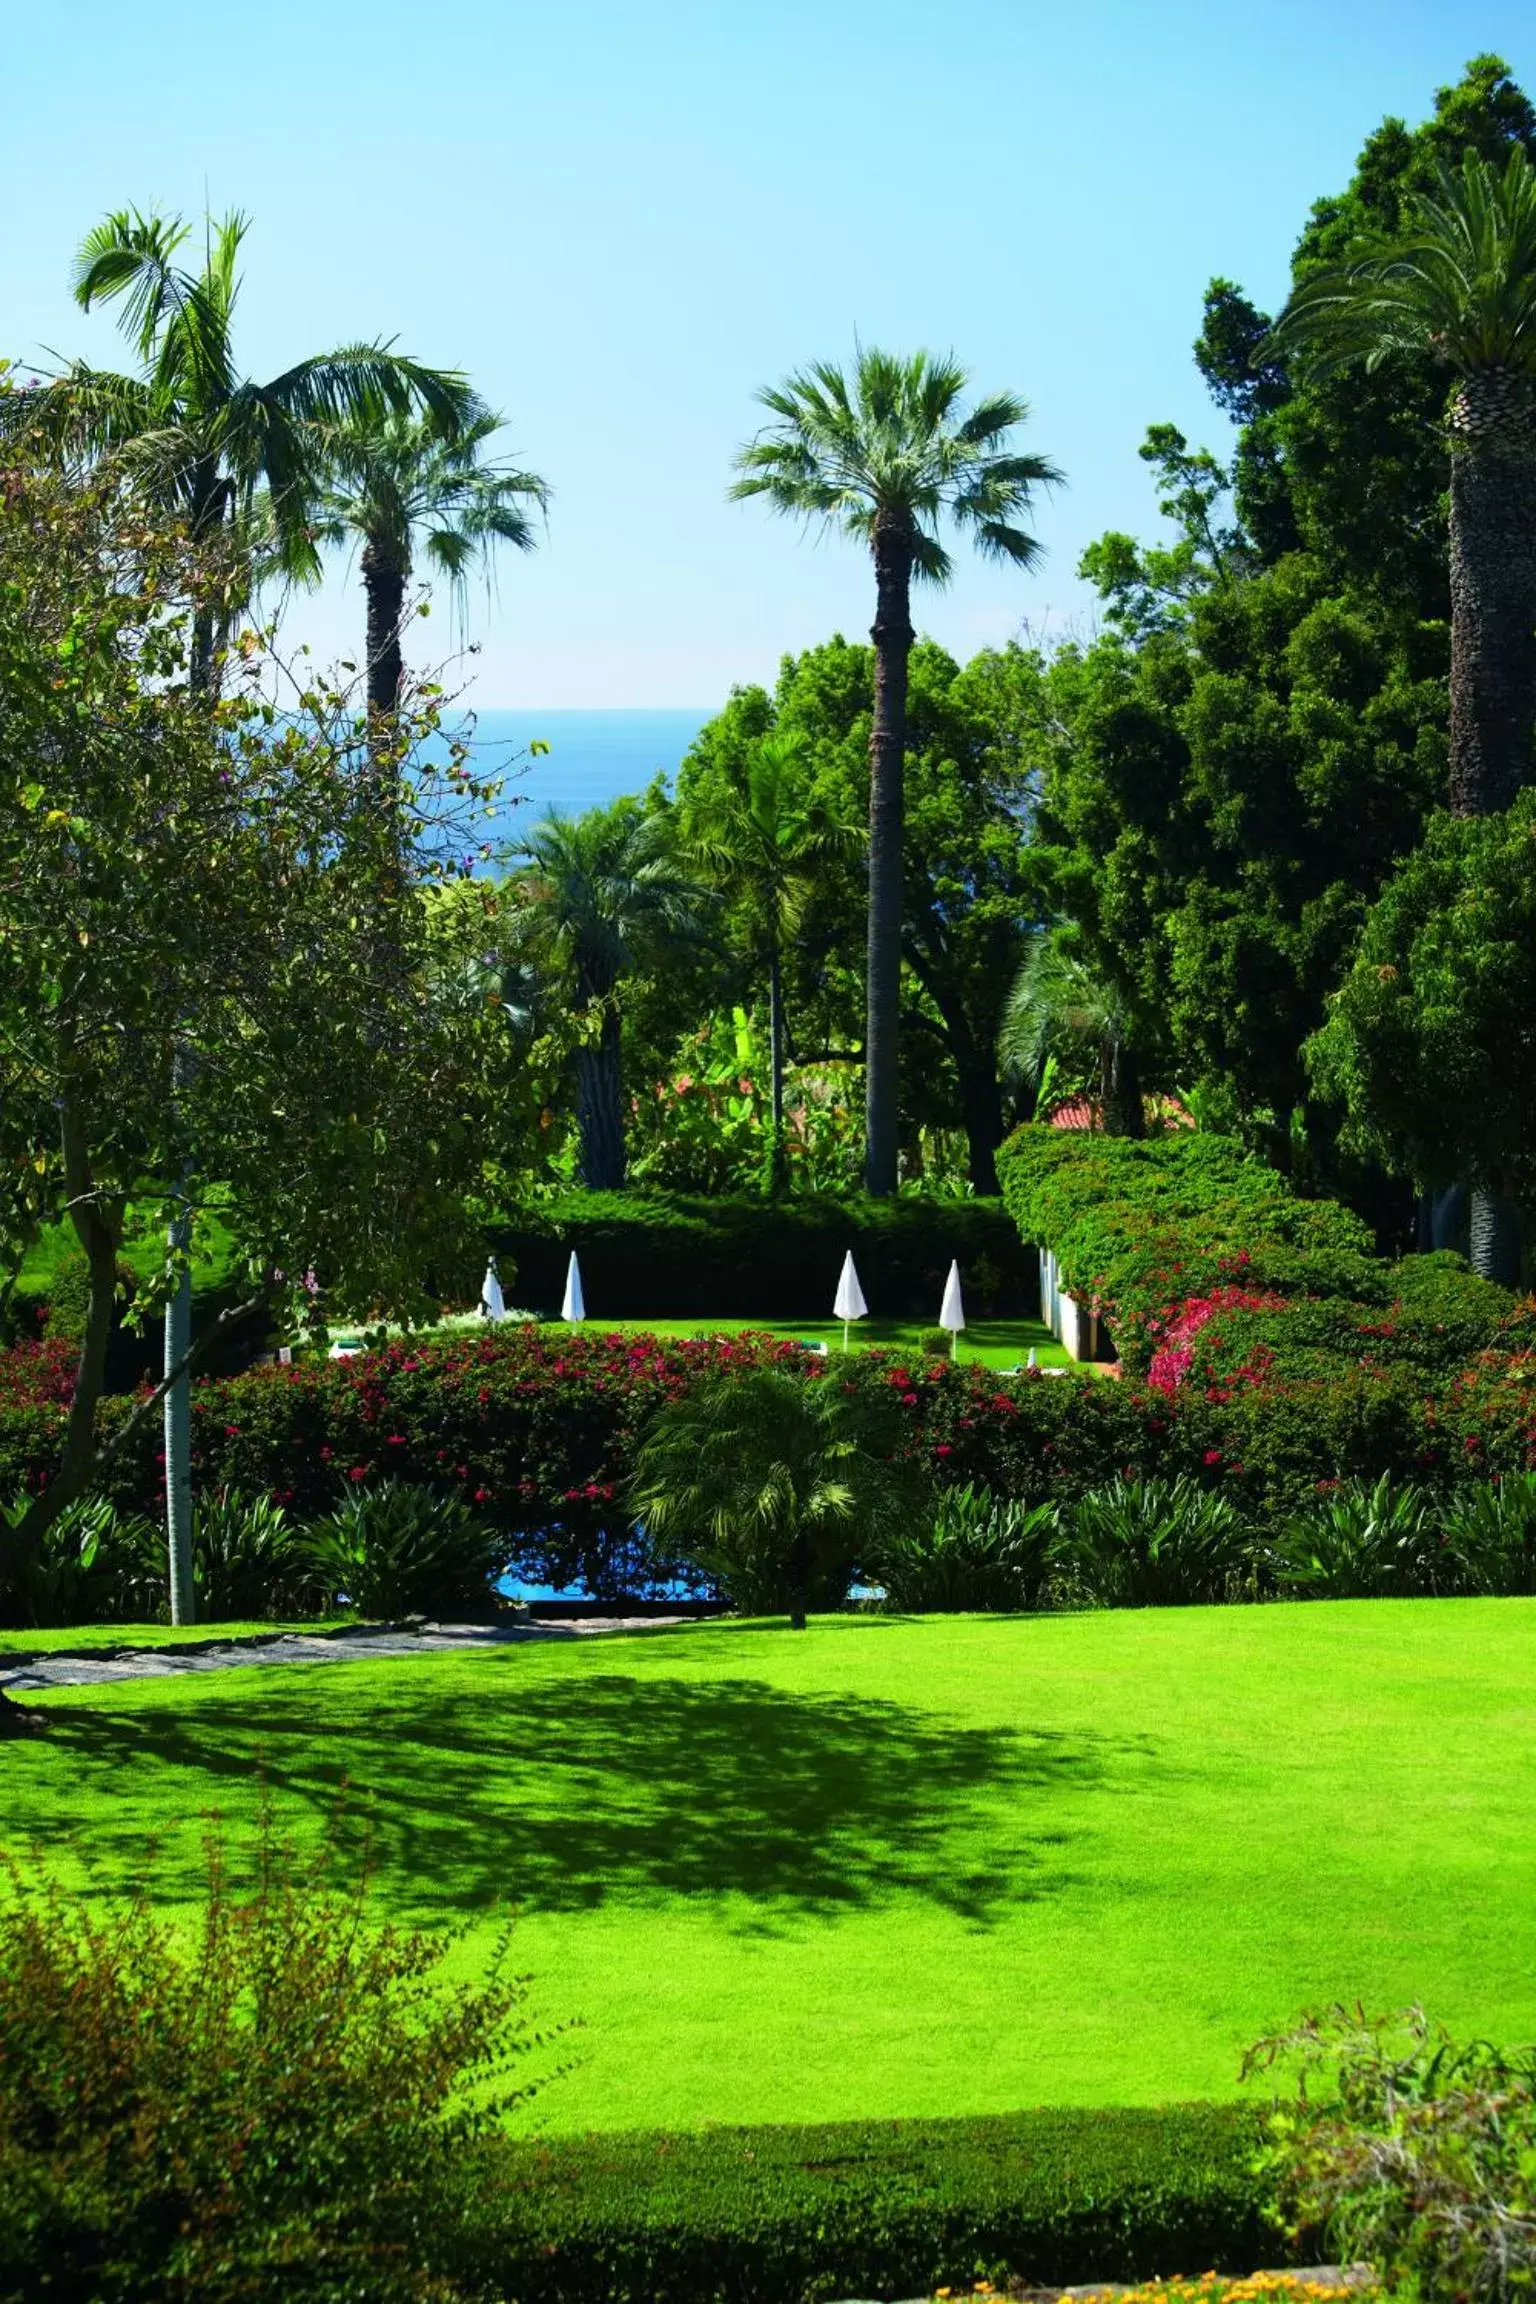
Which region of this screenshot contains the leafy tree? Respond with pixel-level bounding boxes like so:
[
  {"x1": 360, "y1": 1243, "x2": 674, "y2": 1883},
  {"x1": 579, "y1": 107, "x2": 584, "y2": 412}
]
[
  {"x1": 1307, "y1": 793, "x2": 1536, "y2": 1274},
  {"x1": 1270, "y1": 146, "x2": 1536, "y2": 819},
  {"x1": 15, "y1": 206, "x2": 473, "y2": 688},
  {"x1": 999, "y1": 934, "x2": 1148, "y2": 1136},
  {"x1": 0, "y1": 438, "x2": 514, "y2": 1716},
  {"x1": 678, "y1": 637, "x2": 1046, "y2": 1192},
  {"x1": 1019, "y1": 67, "x2": 1536, "y2": 1200},
  {"x1": 505, "y1": 802, "x2": 707, "y2": 1189},
  {"x1": 631, "y1": 1367, "x2": 917, "y2": 1629},
  {"x1": 315, "y1": 406, "x2": 548, "y2": 715},
  {"x1": 680, "y1": 727, "x2": 858, "y2": 1185},
  {"x1": 731, "y1": 348, "x2": 1059, "y2": 1194}
]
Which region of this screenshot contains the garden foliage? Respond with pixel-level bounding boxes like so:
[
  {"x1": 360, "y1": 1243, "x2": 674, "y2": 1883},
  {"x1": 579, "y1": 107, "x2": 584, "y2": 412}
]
[
  {"x1": 10, "y1": 1311, "x2": 1536, "y2": 1603},
  {"x1": 0, "y1": 1807, "x2": 544, "y2": 2304},
  {"x1": 1248, "y1": 2005, "x2": 1536, "y2": 2304}
]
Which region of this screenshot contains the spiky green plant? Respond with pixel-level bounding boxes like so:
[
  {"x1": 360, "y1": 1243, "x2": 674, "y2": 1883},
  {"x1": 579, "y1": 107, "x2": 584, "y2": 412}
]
[{"x1": 632, "y1": 1367, "x2": 919, "y2": 1628}]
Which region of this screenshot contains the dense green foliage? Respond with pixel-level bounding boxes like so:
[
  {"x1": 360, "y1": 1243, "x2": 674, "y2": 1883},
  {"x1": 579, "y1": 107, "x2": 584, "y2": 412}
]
[
  {"x1": 1012, "y1": 57, "x2": 1536, "y2": 1209},
  {"x1": 1308, "y1": 790, "x2": 1536, "y2": 1202},
  {"x1": 0, "y1": 1808, "x2": 539, "y2": 2304},
  {"x1": 1250, "y1": 2007, "x2": 1536, "y2": 2304},
  {"x1": 490, "y1": 2104, "x2": 1275, "y2": 2304}
]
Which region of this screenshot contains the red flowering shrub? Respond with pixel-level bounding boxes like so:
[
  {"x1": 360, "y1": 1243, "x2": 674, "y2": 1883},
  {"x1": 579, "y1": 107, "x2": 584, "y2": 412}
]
[{"x1": 0, "y1": 1337, "x2": 78, "y2": 1411}]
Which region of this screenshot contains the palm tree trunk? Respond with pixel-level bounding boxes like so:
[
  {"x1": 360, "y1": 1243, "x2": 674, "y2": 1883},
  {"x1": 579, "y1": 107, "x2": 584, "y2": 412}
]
[
  {"x1": 362, "y1": 542, "x2": 407, "y2": 721},
  {"x1": 1470, "y1": 1185, "x2": 1523, "y2": 1289},
  {"x1": 865, "y1": 518, "x2": 914, "y2": 1197},
  {"x1": 1448, "y1": 374, "x2": 1536, "y2": 1281},
  {"x1": 764, "y1": 942, "x2": 788, "y2": 1199},
  {"x1": 788, "y1": 1527, "x2": 809, "y2": 1631},
  {"x1": 1102, "y1": 1037, "x2": 1145, "y2": 1138},
  {"x1": 1448, "y1": 374, "x2": 1536, "y2": 818},
  {"x1": 576, "y1": 1004, "x2": 627, "y2": 1190}
]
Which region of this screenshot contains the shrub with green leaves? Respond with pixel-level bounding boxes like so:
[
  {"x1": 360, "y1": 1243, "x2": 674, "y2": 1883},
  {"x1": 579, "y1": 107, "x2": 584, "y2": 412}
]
[
  {"x1": 299, "y1": 1481, "x2": 508, "y2": 1620},
  {"x1": 0, "y1": 1805, "x2": 546, "y2": 2303},
  {"x1": 1058, "y1": 1477, "x2": 1252, "y2": 1607},
  {"x1": 193, "y1": 1487, "x2": 307, "y2": 1620},
  {"x1": 488, "y1": 2105, "x2": 1278, "y2": 2304},
  {"x1": 1247, "y1": 2004, "x2": 1536, "y2": 2304},
  {"x1": 0, "y1": 1493, "x2": 158, "y2": 1629},
  {"x1": 632, "y1": 1366, "x2": 920, "y2": 1626},
  {"x1": 1439, "y1": 1471, "x2": 1536, "y2": 1596},
  {"x1": 1272, "y1": 1474, "x2": 1438, "y2": 1598},
  {"x1": 875, "y1": 1483, "x2": 1059, "y2": 1612}
]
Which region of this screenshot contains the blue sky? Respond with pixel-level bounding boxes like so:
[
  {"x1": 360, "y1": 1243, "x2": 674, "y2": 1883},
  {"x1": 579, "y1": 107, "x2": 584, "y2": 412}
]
[{"x1": 4, "y1": 1, "x2": 1529, "y2": 707}]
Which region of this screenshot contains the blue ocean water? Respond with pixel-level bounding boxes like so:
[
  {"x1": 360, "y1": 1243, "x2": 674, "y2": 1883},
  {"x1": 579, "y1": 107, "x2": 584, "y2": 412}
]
[{"x1": 457, "y1": 707, "x2": 713, "y2": 843}]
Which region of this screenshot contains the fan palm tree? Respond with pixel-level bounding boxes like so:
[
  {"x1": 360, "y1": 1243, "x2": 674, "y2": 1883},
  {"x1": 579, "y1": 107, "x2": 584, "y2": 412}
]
[
  {"x1": 681, "y1": 728, "x2": 858, "y2": 1181},
  {"x1": 732, "y1": 347, "x2": 1060, "y2": 1195},
  {"x1": 632, "y1": 1367, "x2": 917, "y2": 1628},
  {"x1": 506, "y1": 804, "x2": 707, "y2": 1189},
  {"x1": 999, "y1": 937, "x2": 1145, "y2": 1137},
  {"x1": 1271, "y1": 148, "x2": 1536, "y2": 818},
  {"x1": 314, "y1": 406, "x2": 548, "y2": 716},
  {"x1": 1272, "y1": 149, "x2": 1536, "y2": 1282},
  {"x1": 20, "y1": 207, "x2": 475, "y2": 690}
]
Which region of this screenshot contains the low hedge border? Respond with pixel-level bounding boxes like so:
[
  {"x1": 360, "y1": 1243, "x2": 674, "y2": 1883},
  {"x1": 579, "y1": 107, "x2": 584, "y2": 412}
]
[{"x1": 482, "y1": 2102, "x2": 1280, "y2": 2304}]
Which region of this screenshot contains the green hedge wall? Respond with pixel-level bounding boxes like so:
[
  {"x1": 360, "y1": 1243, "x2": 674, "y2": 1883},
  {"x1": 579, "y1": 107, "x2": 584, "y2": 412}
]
[
  {"x1": 490, "y1": 1193, "x2": 1039, "y2": 1322},
  {"x1": 483, "y1": 2102, "x2": 1278, "y2": 2304}
]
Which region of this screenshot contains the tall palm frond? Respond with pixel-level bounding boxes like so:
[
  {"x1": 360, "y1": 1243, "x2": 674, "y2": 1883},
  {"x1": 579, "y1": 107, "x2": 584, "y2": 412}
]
[
  {"x1": 731, "y1": 346, "x2": 1060, "y2": 584},
  {"x1": 1270, "y1": 148, "x2": 1536, "y2": 378}
]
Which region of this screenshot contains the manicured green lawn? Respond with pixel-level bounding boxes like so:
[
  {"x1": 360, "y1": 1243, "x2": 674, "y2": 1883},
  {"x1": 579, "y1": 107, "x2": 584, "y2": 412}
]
[
  {"x1": 552, "y1": 1313, "x2": 1074, "y2": 1371},
  {"x1": 10, "y1": 1605, "x2": 1536, "y2": 2134}
]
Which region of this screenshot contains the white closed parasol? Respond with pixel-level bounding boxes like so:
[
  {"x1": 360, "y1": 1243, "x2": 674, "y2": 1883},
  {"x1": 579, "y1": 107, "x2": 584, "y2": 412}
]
[
  {"x1": 833, "y1": 1250, "x2": 867, "y2": 1353},
  {"x1": 481, "y1": 1260, "x2": 507, "y2": 1323},
  {"x1": 561, "y1": 1251, "x2": 586, "y2": 1324},
  {"x1": 939, "y1": 1259, "x2": 966, "y2": 1360}
]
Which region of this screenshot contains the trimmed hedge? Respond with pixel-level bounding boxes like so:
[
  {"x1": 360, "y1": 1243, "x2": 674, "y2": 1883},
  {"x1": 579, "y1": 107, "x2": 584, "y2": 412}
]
[
  {"x1": 997, "y1": 1128, "x2": 1530, "y2": 1393},
  {"x1": 485, "y1": 2102, "x2": 1279, "y2": 2304},
  {"x1": 490, "y1": 1192, "x2": 1038, "y2": 1321}
]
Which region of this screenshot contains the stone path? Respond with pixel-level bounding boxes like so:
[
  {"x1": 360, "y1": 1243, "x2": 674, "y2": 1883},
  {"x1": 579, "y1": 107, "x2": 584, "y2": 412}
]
[{"x1": 0, "y1": 1617, "x2": 696, "y2": 1693}]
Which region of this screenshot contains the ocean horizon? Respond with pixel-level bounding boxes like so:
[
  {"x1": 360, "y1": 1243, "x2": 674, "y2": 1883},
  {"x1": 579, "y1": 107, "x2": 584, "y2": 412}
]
[{"x1": 452, "y1": 708, "x2": 713, "y2": 845}]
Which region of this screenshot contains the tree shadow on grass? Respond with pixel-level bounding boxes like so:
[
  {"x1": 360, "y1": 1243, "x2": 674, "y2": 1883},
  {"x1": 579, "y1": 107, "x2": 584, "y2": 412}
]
[{"x1": 31, "y1": 1661, "x2": 1158, "y2": 1931}]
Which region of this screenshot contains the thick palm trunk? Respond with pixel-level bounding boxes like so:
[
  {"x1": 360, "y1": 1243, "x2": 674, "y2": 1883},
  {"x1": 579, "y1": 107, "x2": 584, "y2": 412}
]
[
  {"x1": 865, "y1": 520, "x2": 914, "y2": 1196},
  {"x1": 363, "y1": 543, "x2": 407, "y2": 721},
  {"x1": 1102, "y1": 1037, "x2": 1145, "y2": 1139},
  {"x1": 1448, "y1": 374, "x2": 1536, "y2": 1283},
  {"x1": 1448, "y1": 373, "x2": 1536, "y2": 817},
  {"x1": 763, "y1": 943, "x2": 788, "y2": 1198},
  {"x1": 576, "y1": 1004, "x2": 627, "y2": 1190},
  {"x1": 1470, "y1": 1187, "x2": 1523, "y2": 1289}
]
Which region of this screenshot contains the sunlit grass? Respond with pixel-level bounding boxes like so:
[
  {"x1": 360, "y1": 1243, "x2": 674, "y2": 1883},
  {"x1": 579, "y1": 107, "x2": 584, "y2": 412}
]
[{"x1": 10, "y1": 1603, "x2": 1535, "y2": 2134}]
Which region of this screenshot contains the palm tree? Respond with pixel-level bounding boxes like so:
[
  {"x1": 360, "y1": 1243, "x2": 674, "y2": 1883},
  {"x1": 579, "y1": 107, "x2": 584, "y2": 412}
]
[
  {"x1": 11, "y1": 206, "x2": 476, "y2": 1627},
  {"x1": 314, "y1": 407, "x2": 548, "y2": 716},
  {"x1": 681, "y1": 728, "x2": 858, "y2": 1184},
  {"x1": 1272, "y1": 149, "x2": 1536, "y2": 818},
  {"x1": 20, "y1": 207, "x2": 474, "y2": 690},
  {"x1": 999, "y1": 938, "x2": 1145, "y2": 1137},
  {"x1": 631, "y1": 1367, "x2": 917, "y2": 1628},
  {"x1": 732, "y1": 348, "x2": 1060, "y2": 1195},
  {"x1": 1272, "y1": 149, "x2": 1536, "y2": 1281},
  {"x1": 506, "y1": 804, "x2": 706, "y2": 1189}
]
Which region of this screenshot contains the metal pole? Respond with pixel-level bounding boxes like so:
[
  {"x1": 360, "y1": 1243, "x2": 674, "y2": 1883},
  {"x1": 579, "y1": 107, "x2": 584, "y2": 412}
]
[{"x1": 164, "y1": 1201, "x2": 195, "y2": 1626}]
